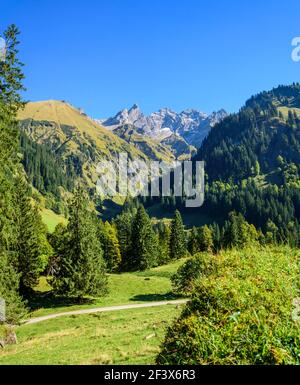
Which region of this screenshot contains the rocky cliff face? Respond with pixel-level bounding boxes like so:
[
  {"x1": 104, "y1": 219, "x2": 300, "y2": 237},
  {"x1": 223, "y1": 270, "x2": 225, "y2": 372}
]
[{"x1": 100, "y1": 105, "x2": 227, "y2": 148}]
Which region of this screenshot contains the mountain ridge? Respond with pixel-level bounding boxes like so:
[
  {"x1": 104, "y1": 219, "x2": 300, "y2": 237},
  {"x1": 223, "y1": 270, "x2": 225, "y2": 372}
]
[
  {"x1": 100, "y1": 104, "x2": 227, "y2": 149},
  {"x1": 196, "y1": 83, "x2": 300, "y2": 182}
]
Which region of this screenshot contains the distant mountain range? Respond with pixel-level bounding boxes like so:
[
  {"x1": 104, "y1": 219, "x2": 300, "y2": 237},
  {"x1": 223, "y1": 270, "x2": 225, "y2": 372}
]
[
  {"x1": 16, "y1": 84, "x2": 300, "y2": 222},
  {"x1": 98, "y1": 105, "x2": 228, "y2": 149},
  {"x1": 17, "y1": 101, "x2": 177, "y2": 207},
  {"x1": 16, "y1": 100, "x2": 227, "y2": 214}
]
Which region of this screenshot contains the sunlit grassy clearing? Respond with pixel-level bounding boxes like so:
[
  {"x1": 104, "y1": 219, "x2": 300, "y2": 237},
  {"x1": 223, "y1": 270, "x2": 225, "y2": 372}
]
[
  {"x1": 0, "y1": 305, "x2": 183, "y2": 365},
  {"x1": 40, "y1": 208, "x2": 67, "y2": 233},
  {"x1": 29, "y1": 258, "x2": 186, "y2": 318}
]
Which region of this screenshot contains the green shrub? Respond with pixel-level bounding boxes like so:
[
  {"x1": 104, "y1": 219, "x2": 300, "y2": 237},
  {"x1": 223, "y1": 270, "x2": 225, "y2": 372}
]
[
  {"x1": 157, "y1": 246, "x2": 300, "y2": 365},
  {"x1": 171, "y1": 253, "x2": 212, "y2": 296}
]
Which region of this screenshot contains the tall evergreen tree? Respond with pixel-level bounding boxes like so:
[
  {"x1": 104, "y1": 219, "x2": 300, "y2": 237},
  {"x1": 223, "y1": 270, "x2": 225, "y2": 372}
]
[
  {"x1": 0, "y1": 24, "x2": 25, "y2": 252},
  {"x1": 53, "y1": 186, "x2": 107, "y2": 299},
  {"x1": 198, "y1": 225, "x2": 213, "y2": 252},
  {"x1": 223, "y1": 212, "x2": 259, "y2": 249},
  {"x1": 114, "y1": 210, "x2": 133, "y2": 271},
  {"x1": 211, "y1": 223, "x2": 221, "y2": 252},
  {"x1": 47, "y1": 223, "x2": 68, "y2": 277},
  {"x1": 157, "y1": 222, "x2": 171, "y2": 265},
  {"x1": 187, "y1": 227, "x2": 199, "y2": 256},
  {"x1": 11, "y1": 176, "x2": 48, "y2": 293},
  {"x1": 0, "y1": 25, "x2": 27, "y2": 321},
  {"x1": 130, "y1": 205, "x2": 158, "y2": 271},
  {"x1": 223, "y1": 212, "x2": 240, "y2": 248},
  {"x1": 0, "y1": 253, "x2": 26, "y2": 324},
  {"x1": 102, "y1": 222, "x2": 122, "y2": 273},
  {"x1": 169, "y1": 210, "x2": 186, "y2": 260},
  {"x1": 0, "y1": 24, "x2": 25, "y2": 114}
]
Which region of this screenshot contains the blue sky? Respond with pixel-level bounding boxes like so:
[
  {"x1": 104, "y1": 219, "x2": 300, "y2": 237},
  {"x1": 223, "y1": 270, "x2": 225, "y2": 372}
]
[{"x1": 1, "y1": 0, "x2": 300, "y2": 117}]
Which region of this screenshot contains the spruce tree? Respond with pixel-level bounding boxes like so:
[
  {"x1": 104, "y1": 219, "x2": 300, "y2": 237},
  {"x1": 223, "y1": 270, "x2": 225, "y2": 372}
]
[
  {"x1": 223, "y1": 212, "x2": 259, "y2": 249},
  {"x1": 114, "y1": 210, "x2": 134, "y2": 271},
  {"x1": 0, "y1": 253, "x2": 26, "y2": 324},
  {"x1": 130, "y1": 205, "x2": 158, "y2": 271},
  {"x1": 0, "y1": 25, "x2": 25, "y2": 113},
  {"x1": 0, "y1": 24, "x2": 25, "y2": 251},
  {"x1": 53, "y1": 187, "x2": 107, "y2": 299},
  {"x1": 223, "y1": 212, "x2": 240, "y2": 248},
  {"x1": 187, "y1": 227, "x2": 199, "y2": 256},
  {"x1": 12, "y1": 176, "x2": 47, "y2": 293},
  {"x1": 211, "y1": 223, "x2": 221, "y2": 252},
  {"x1": 102, "y1": 222, "x2": 122, "y2": 273},
  {"x1": 0, "y1": 25, "x2": 27, "y2": 320},
  {"x1": 157, "y1": 222, "x2": 171, "y2": 265},
  {"x1": 198, "y1": 225, "x2": 213, "y2": 252},
  {"x1": 169, "y1": 210, "x2": 186, "y2": 260},
  {"x1": 47, "y1": 223, "x2": 68, "y2": 277}
]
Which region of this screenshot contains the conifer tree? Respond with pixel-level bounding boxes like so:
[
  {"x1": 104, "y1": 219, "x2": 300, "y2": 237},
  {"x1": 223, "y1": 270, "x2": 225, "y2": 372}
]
[
  {"x1": 169, "y1": 210, "x2": 186, "y2": 260},
  {"x1": 254, "y1": 160, "x2": 261, "y2": 176},
  {"x1": 0, "y1": 253, "x2": 27, "y2": 324},
  {"x1": 157, "y1": 222, "x2": 171, "y2": 265},
  {"x1": 53, "y1": 186, "x2": 107, "y2": 299},
  {"x1": 265, "y1": 219, "x2": 279, "y2": 244},
  {"x1": 130, "y1": 205, "x2": 158, "y2": 271},
  {"x1": 12, "y1": 176, "x2": 47, "y2": 293},
  {"x1": 211, "y1": 223, "x2": 221, "y2": 252},
  {"x1": 288, "y1": 110, "x2": 295, "y2": 126},
  {"x1": 198, "y1": 225, "x2": 213, "y2": 252},
  {"x1": 0, "y1": 24, "x2": 25, "y2": 250},
  {"x1": 102, "y1": 222, "x2": 122, "y2": 273},
  {"x1": 0, "y1": 25, "x2": 27, "y2": 318},
  {"x1": 278, "y1": 111, "x2": 284, "y2": 121},
  {"x1": 187, "y1": 227, "x2": 199, "y2": 256},
  {"x1": 0, "y1": 24, "x2": 25, "y2": 114},
  {"x1": 114, "y1": 210, "x2": 133, "y2": 271},
  {"x1": 223, "y1": 212, "x2": 240, "y2": 248},
  {"x1": 223, "y1": 212, "x2": 259, "y2": 249},
  {"x1": 47, "y1": 223, "x2": 68, "y2": 277}
]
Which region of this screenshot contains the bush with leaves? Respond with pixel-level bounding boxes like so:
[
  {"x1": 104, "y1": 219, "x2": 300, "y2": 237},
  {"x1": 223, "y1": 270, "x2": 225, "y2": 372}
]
[
  {"x1": 171, "y1": 253, "x2": 212, "y2": 296},
  {"x1": 158, "y1": 246, "x2": 300, "y2": 365}
]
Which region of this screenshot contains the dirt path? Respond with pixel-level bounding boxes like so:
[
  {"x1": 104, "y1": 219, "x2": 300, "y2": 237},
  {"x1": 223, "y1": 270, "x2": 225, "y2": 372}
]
[{"x1": 24, "y1": 299, "x2": 188, "y2": 325}]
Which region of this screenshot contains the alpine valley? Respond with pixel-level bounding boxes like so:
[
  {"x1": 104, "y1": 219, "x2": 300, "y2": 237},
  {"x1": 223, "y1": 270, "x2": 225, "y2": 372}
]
[
  {"x1": 18, "y1": 100, "x2": 227, "y2": 216},
  {"x1": 2, "y1": 4, "x2": 300, "y2": 367}
]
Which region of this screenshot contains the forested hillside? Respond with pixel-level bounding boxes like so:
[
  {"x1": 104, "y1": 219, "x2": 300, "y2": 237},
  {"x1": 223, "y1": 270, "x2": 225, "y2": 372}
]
[
  {"x1": 1, "y1": 23, "x2": 300, "y2": 366},
  {"x1": 0, "y1": 25, "x2": 49, "y2": 323},
  {"x1": 17, "y1": 100, "x2": 179, "y2": 214},
  {"x1": 197, "y1": 84, "x2": 300, "y2": 182},
  {"x1": 20, "y1": 131, "x2": 74, "y2": 199},
  {"x1": 145, "y1": 85, "x2": 300, "y2": 246}
]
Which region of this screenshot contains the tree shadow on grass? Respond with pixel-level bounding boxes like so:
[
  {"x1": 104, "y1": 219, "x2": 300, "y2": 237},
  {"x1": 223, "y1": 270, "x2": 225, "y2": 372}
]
[
  {"x1": 130, "y1": 292, "x2": 181, "y2": 302},
  {"x1": 27, "y1": 291, "x2": 94, "y2": 312}
]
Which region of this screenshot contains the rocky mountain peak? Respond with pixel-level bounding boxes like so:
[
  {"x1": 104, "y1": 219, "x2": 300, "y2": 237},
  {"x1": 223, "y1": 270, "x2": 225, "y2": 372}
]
[{"x1": 101, "y1": 105, "x2": 227, "y2": 149}]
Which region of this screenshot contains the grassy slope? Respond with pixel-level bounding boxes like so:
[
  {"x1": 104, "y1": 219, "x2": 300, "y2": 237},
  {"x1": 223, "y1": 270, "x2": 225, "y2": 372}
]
[
  {"x1": 29, "y1": 258, "x2": 186, "y2": 318},
  {"x1": 113, "y1": 125, "x2": 175, "y2": 162},
  {"x1": 158, "y1": 246, "x2": 300, "y2": 365},
  {"x1": 40, "y1": 208, "x2": 67, "y2": 233},
  {"x1": 0, "y1": 306, "x2": 183, "y2": 365},
  {"x1": 0, "y1": 259, "x2": 186, "y2": 365},
  {"x1": 18, "y1": 101, "x2": 140, "y2": 155},
  {"x1": 18, "y1": 101, "x2": 150, "y2": 194},
  {"x1": 278, "y1": 106, "x2": 300, "y2": 118},
  {"x1": 18, "y1": 101, "x2": 174, "y2": 164}
]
